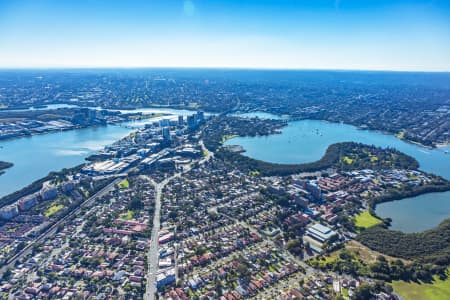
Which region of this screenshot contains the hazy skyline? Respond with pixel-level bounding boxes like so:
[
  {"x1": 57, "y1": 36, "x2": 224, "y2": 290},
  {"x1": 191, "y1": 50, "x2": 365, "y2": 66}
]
[{"x1": 0, "y1": 0, "x2": 449, "y2": 71}]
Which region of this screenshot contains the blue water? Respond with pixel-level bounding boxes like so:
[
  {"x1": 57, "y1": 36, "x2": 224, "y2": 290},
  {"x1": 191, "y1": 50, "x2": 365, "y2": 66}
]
[
  {"x1": 0, "y1": 108, "x2": 244, "y2": 193},
  {"x1": 3, "y1": 104, "x2": 80, "y2": 112},
  {"x1": 3, "y1": 104, "x2": 200, "y2": 118},
  {"x1": 226, "y1": 114, "x2": 450, "y2": 232},
  {"x1": 0, "y1": 125, "x2": 132, "y2": 198},
  {"x1": 375, "y1": 191, "x2": 450, "y2": 233},
  {"x1": 233, "y1": 111, "x2": 284, "y2": 120},
  {"x1": 0, "y1": 108, "x2": 202, "y2": 198}
]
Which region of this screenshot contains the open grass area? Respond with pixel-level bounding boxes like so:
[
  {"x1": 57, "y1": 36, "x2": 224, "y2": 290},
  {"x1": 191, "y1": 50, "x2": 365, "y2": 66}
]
[
  {"x1": 396, "y1": 131, "x2": 406, "y2": 139},
  {"x1": 353, "y1": 211, "x2": 382, "y2": 228},
  {"x1": 118, "y1": 179, "x2": 129, "y2": 189},
  {"x1": 248, "y1": 170, "x2": 260, "y2": 176},
  {"x1": 309, "y1": 250, "x2": 340, "y2": 267},
  {"x1": 341, "y1": 287, "x2": 349, "y2": 298},
  {"x1": 120, "y1": 210, "x2": 134, "y2": 220},
  {"x1": 342, "y1": 156, "x2": 353, "y2": 164},
  {"x1": 345, "y1": 240, "x2": 408, "y2": 264},
  {"x1": 44, "y1": 204, "x2": 64, "y2": 217},
  {"x1": 221, "y1": 134, "x2": 238, "y2": 143},
  {"x1": 392, "y1": 271, "x2": 450, "y2": 300},
  {"x1": 312, "y1": 240, "x2": 408, "y2": 266}
]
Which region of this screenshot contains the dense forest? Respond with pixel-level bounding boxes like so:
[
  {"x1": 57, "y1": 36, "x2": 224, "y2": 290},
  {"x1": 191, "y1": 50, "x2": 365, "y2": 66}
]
[
  {"x1": 203, "y1": 116, "x2": 420, "y2": 176},
  {"x1": 357, "y1": 219, "x2": 450, "y2": 265}
]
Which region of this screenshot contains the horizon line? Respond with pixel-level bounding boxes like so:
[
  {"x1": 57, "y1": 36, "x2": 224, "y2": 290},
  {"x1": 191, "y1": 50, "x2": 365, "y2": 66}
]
[{"x1": 0, "y1": 66, "x2": 449, "y2": 74}]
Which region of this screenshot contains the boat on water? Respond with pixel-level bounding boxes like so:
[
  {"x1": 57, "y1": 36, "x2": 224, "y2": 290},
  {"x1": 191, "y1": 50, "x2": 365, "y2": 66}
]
[{"x1": 418, "y1": 149, "x2": 431, "y2": 155}]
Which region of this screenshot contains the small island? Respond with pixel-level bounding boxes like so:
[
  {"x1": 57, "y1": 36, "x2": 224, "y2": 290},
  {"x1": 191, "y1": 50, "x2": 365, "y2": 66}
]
[{"x1": 0, "y1": 161, "x2": 13, "y2": 176}]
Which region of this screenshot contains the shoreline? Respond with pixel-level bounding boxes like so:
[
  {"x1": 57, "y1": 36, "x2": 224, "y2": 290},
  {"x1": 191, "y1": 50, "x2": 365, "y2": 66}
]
[
  {"x1": 436, "y1": 142, "x2": 450, "y2": 148},
  {"x1": 368, "y1": 183, "x2": 450, "y2": 232},
  {"x1": 0, "y1": 113, "x2": 167, "y2": 143},
  {"x1": 238, "y1": 110, "x2": 443, "y2": 150},
  {"x1": 0, "y1": 161, "x2": 13, "y2": 177},
  {"x1": 0, "y1": 103, "x2": 214, "y2": 113}
]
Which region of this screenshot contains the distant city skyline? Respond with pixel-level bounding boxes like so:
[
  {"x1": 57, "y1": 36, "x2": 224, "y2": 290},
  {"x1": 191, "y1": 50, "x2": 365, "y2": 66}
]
[{"x1": 0, "y1": 0, "x2": 449, "y2": 71}]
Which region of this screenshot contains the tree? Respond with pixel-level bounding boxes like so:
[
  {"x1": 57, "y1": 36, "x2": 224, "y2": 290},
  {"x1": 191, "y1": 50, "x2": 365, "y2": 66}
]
[
  {"x1": 129, "y1": 197, "x2": 143, "y2": 210},
  {"x1": 2, "y1": 268, "x2": 11, "y2": 280},
  {"x1": 351, "y1": 284, "x2": 372, "y2": 300}
]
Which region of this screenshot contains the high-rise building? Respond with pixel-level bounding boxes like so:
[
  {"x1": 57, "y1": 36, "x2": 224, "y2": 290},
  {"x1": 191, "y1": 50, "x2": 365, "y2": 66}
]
[
  {"x1": 18, "y1": 194, "x2": 39, "y2": 211},
  {"x1": 40, "y1": 186, "x2": 58, "y2": 201},
  {"x1": 197, "y1": 111, "x2": 205, "y2": 122},
  {"x1": 162, "y1": 127, "x2": 171, "y2": 141},
  {"x1": 187, "y1": 115, "x2": 196, "y2": 129},
  {"x1": 0, "y1": 204, "x2": 19, "y2": 220},
  {"x1": 178, "y1": 115, "x2": 184, "y2": 126},
  {"x1": 159, "y1": 119, "x2": 170, "y2": 127}
]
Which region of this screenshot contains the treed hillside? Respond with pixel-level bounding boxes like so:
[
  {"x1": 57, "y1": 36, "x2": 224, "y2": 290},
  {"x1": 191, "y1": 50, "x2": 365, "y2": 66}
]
[{"x1": 357, "y1": 219, "x2": 450, "y2": 265}]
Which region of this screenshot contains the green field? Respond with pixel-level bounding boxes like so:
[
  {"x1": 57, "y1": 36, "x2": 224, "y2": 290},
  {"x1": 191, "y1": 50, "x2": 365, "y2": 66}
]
[
  {"x1": 248, "y1": 170, "x2": 260, "y2": 176},
  {"x1": 44, "y1": 204, "x2": 64, "y2": 217},
  {"x1": 353, "y1": 211, "x2": 383, "y2": 228},
  {"x1": 396, "y1": 131, "x2": 406, "y2": 139},
  {"x1": 221, "y1": 134, "x2": 238, "y2": 143},
  {"x1": 118, "y1": 179, "x2": 129, "y2": 189},
  {"x1": 311, "y1": 251, "x2": 340, "y2": 267},
  {"x1": 392, "y1": 273, "x2": 450, "y2": 300},
  {"x1": 120, "y1": 210, "x2": 134, "y2": 220},
  {"x1": 342, "y1": 156, "x2": 354, "y2": 164}
]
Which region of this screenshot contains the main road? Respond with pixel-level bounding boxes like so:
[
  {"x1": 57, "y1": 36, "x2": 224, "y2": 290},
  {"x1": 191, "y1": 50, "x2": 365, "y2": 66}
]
[
  {"x1": 145, "y1": 177, "x2": 163, "y2": 300},
  {"x1": 145, "y1": 140, "x2": 213, "y2": 300}
]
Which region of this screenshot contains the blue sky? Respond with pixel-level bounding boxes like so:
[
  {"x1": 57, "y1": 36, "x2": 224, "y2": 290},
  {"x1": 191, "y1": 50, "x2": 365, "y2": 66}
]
[{"x1": 0, "y1": 0, "x2": 449, "y2": 71}]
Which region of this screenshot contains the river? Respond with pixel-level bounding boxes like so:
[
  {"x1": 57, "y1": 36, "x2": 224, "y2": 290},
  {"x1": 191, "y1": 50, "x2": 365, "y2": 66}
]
[
  {"x1": 0, "y1": 109, "x2": 197, "y2": 198},
  {"x1": 226, "y1": 112, "x2": 450, "y2": 232}
]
